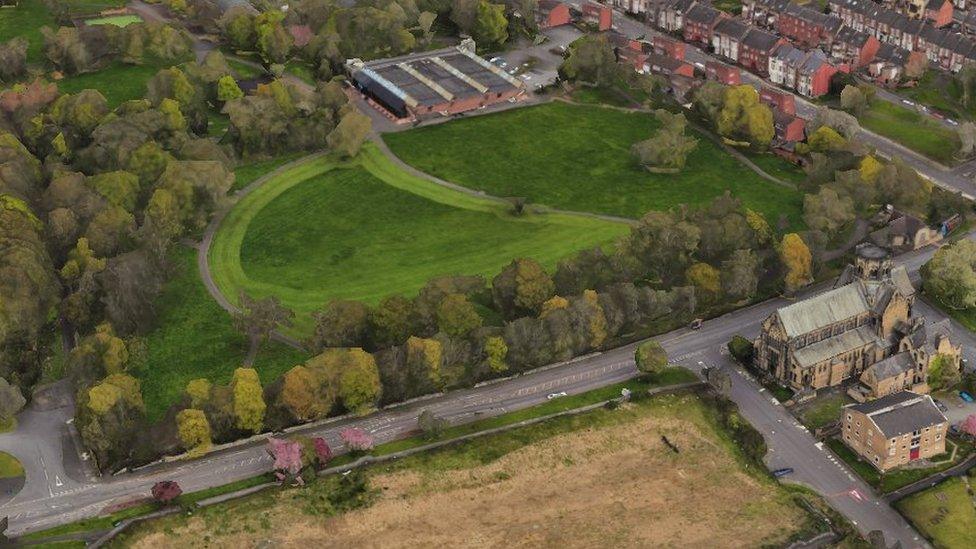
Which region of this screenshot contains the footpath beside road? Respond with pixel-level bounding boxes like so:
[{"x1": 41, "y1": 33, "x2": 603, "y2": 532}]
[{"x1": 884, "y1": 453, "x2": 976, "y2": 503}]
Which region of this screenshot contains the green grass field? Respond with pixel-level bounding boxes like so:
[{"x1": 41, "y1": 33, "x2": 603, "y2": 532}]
[
  {"x1": 799, "y1": 393, "x2": 852, "y2": 430},
  {"x1": 901, "y1": 73, "x2": 973, "y2": 122},
  {"x1": 56, "y1": 60, "x2": 173, "y2": 108},
  {"x1": 861, "y1": 99, "x2": 960, "y2": 165},
  {"x1": 232, "y1": 153, "x2": 304, "y2": 192},
  {"x1": 0, "y1": 451, "x2": 24, "y2": 478},
  {"x1": 383, "y1": 102, "x2": 805, "y2": 226},
  {"x1": 135, "y1": 247, "x2": 309, "y2": 421},
  {"x1": 209, "y1": 144, "x2": 629, "y2": 335},
  {"x1": 0, "y1": 0, "x2": 55, "y2": 63},
  {"x1": 84, "y1": 14, "x2": 142, "y2": 27},
  {"x1": 897, "y1": 476, "x2": 976, "y2": 549}
]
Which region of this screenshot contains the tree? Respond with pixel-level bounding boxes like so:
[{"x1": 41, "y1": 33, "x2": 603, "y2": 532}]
[
  {"x1": 255, "y1": 10, "x2": 293, "y2": 63},
  {"x1": 451, "y1": 0, "x2": 480, "y2": 34},
  {"x1": 219, "y1": 6, "x2": 256, "y2": 51},
  {"x1": 216, "y1": 75, "x2": 244, "y2": 103},
  {"x1": 406, "y1": 336, "x2": 444, "y2": 389},
  {"x1": 928, "y1": 354, "x2": 961, "y2": 391},
  {"x1": 961, "y1": 414, "x2": 976, "y2": 437},
  {"x1": 310, "y1": 299, "x2": 370, "y2": 350},
  {"x1": 185, "y1": 378, "x2": 211, "y2": 408},
  {"x1": 693, "y1": 81, "x2": 726, "y2": 124},
  {"x1": 559, "y1": 34, "x2": 617, "y2": 85},
  {"x1": 339, "y1": 427, "x2": 373, "y2": 452},
  {"x1": 369, "y1": 295, "x2": 414, "y2": 348},
  {"x1": 233, "y1": 292, "x2": 295, "y2": 354},
  {"x1": 728, "y1": 335, "x2": 754, "y2": 365},
  {"x1": 231, "y1": 368, "x2": 265, "y2": 433},
  {"x1": 492, "y1": 258, "x2": 555, "y2": 319},
  {"x1": 473, "y1": 1, "x2": 508, "y2": 48},
  {"x1": 484, "y1": 335, "x2": 508, "y2": 373},
  {"x1": 780, "y1": 233, "x2": 812, "y2": 293},
  {"x1": 717, "y1": 85, "x2": 773, "y2": 147},
  {"x1": 706, "y1": 366, "x2": 732, "y2": 396},
  {"x1": 958, "y1": 122, "x2": 976, "y2": 159},
  {"x1": 721, "y1": 249, "x2": 759, "y2": 301},
  {"x1": 0, "y1": 377, "x2": 26, "y2": 426},
  {"x1": 151, "y1": 481, "x2": 183, "y2": 504},
  {"x1": 859, "y1": 155, "x2": 883, "y2": 183},
  {"x1": 337, "y1": 349, "x2": 381, "y2": 415},
  {"x1": 0, "y1": 38, "x2": 28, "y2": 83},
  {"x1": 635, "y1": 340, "x2": 668, "y2": 377},
  {"x1": 77, "y1": 374, "x2": 145, "y2": 471},
  {"x1": 326, "y1": 109, "x2": 371, "y2": 158},
  {"x1": 803, "y1": 186, "x2": 855, "y2": 237},
  {"x1": 807, "y1": 126, "x2": 847, "y2": 153},
  {"x1": 631, "y1": 110, "x2": 698, "y2": 171},
  {"x1": 810, "y1": 106, "x2": 860, "y2": 139},
  {"x1": 436, "y1": 293, "x2": 482, "y2": 337},
  {"x1": 839, "y1": 85, "x2": 867, "y2": 117},
  {"x1": 176, "y1": 408, "x2": 212, "y2": 457},
  {"x1": 418, "y1": 408, "x2": 448, "y2": 439},
  {"x1": 267, "y1": 437, "x2": 303, "y2": 478},
  {"x1": 922, "y1": 239, "x2": 976, "y2": 309},
  {"x1": 621, "y1": 211, "x2": 700, "y2": 283},
  {"x1": 279, "y1": 365, "x2": 320, "y2": 421},
  {"x1": 685, "y1": 262, "x2": 721, "y2": 295}
]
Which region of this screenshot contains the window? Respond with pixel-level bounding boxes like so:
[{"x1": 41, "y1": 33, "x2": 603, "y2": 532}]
[{"x1": 936, "y1": 434, "x2": 942, "y2": 441}]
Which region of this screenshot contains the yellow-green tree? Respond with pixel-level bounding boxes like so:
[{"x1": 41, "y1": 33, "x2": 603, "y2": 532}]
[
  {"x1": 745, "y1": 209, "x2": 772, "y2": 245},
  {"x1": 231, "y1": 367, "x2": 265, "y2": 434},
  {"x1": 337, "y1": 349, "x2": 382, "y2": 415},
  {"x1": 176, "y1": 408, "x2": 212, "y2": 457},
  {"x1": 717, "y1": 85, "x2": 773, "y2": 147},
  {"x1": 580, "y1": 289, "x2": 608, "y2": 349},
  {"x1": 686, "y1": 262, "x2": 721, "y2": 294},
  {"x1": 407, "y1": 336, "x2": 443, "y2": 388},
  {"x1": 484, "y1": 336, "x2": 508, "y2": 373},
  {"x1": 435, "y1": 293, "x2": 483, "y2": 337},
  {"x1": 280, "y1": 365, "x2": 320, "y2": 421},
  {"x1": 185, "y1": 378, "x2": 211, "y2": 408},
  {"x1": 807, "y1": 126, "x2": 847, "y2": 152},
  {"x1": 859, "y1": 155, "x2": 883, "y2": 183},
  {"x1": 780, "y1": 233, "x2": 812, "y2": 293}
]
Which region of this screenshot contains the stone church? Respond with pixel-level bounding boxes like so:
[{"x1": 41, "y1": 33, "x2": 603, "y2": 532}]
[{"x1": 753, "y1": 244, "x2": 961, "y2": 401}]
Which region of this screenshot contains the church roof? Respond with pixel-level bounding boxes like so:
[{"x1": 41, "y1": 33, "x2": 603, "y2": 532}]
[
  {"x1": 863, "y1": 351, "x2": 916, "y2": 381},
  {"x1": 891, "y1": 265, "x2": 915, "y2": 298},
  {"x1": 793, "y1": 325, "x2": 878, "y2": 368},
  {"x1": 777, "y1": 285, "x2": 869, "y2": 338}
]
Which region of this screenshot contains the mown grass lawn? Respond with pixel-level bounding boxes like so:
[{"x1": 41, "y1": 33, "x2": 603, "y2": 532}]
[
  {"x1": 861, "y1": 99, "x2": 960, "y2": 165},
  {"x1": 799, "y1": 393, "x2": 852, "y2": 430},
  {"x1": 210, "y1": 144, "x2": 629, "y2": 335},
  {"x1": 897, "y1": 476, "x2": 976, "y2": 549},
  {"x1": 0, "y1": 451, "x2": 24, "y2": 478},
  {"x1": 0, "y1": 0, "x2": 55, "y2": 63},
  {"x1": 56, "y1": 60, "x2": 175, "y2": 108},
  {"x1": 383, "y1": 101, "x2": 805, "y2": 227},
  {"x1": 232, "y1": 152, "x2": 304, "y2": 192},
  {"x1": 134, "y1": 247, "x2": 309, "y2": 422}
]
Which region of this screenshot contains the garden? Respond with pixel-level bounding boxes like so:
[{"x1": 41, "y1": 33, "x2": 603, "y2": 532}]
[
  {"x1": 896, "y1": 475, "x2": 976, "y2": 549},
  {"x1": 208, "y1": 144, "x2": 629, "y2": 335},
  {"x1": 383, "y1": 101, "x2": 806, "y2": 227}
]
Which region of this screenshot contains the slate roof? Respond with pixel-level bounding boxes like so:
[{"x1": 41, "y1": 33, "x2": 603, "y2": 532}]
[
  {"x1": 851, "y1": 391, "x2": 947, "y2": 438},
  {"x1": 686, "y1": 4, "x2": 722, "y2": 24},
  {"x1": 863, "y1": 351, "x2": 916, "y2": 381},
  {"x1": 742, "y1": 28, "x2": 782, "y2": 51},
  {"x1": 776, "y1": 284, "x2": 869, "y2": 338},
  {"x1": 834, "y1": 26, "x2": 873, "y2": 48},
  {"x1": 792, "y1": 326, "x2": 878, "y2": 368},
  {"x1": 714, "y1": 18, "x2": 750, "y2": 38}
]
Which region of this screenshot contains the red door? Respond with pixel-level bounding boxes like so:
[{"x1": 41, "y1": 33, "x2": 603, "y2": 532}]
[{"x1": 910, "y1": 447, "x2": 920, "y2": 461}]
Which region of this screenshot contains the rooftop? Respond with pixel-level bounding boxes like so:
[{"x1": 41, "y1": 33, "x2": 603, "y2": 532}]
[
  {"x1": 850, "y1": 391, "x2": 947, "y2": 438},
  {"x1": 776, "y1": 284, "x2": 869, "y2": 338}
]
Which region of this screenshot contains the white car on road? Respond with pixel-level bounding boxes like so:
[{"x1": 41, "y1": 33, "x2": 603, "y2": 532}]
[{"x1": 547, "y1": 391, "x2": 567, "y2": 400}]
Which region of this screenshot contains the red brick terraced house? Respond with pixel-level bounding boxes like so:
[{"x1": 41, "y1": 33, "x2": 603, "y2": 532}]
[
  {"x1": 683, "y1": 3, "x2": 725, "y2": 45},
  {"x1": 705, "y1": 60, "x2": 741, "y2": 84},
  {"x1": 796, "y1": 49, "x2": 842, "y2": 97},
  {"x1": 582, "y1": 1, "x2": 614, "y2": 31},
  {"x1": 712, "y1": 18, "x2": 751, "y2": 61},
  {"x1": 760, "y1": 87, "x2": 796, "y2": 115},
  {"x1": 741, "y1": 0, "x2": 790, "y2": 28},
  {"x1": 775, "y1": 3, "x2": 843, "y2": 49},
  {"x1": 653, "y1": 35, "x2": 687, "y2": 59},
  {"x1": 773, "y1": 109, "x2": 806, "y2": 144},
  {"x1": 738, "y1": 28, "x2": 785, "y2": 75},
  {"x1": 831, "y1": 26, "x2": 881, "y2": 68},
  {"x1": 536, "y1": 0, "x2": 572, "y2": 29},
  {"x1": 617, "y1": 46, "x2": 650, "y2": 72},
  {"x1": 923, "y1": 0, "x2": 953, "y2": 28},
  {"x1": 646, "y1": 52, "x2": 696, "y2": 78}
]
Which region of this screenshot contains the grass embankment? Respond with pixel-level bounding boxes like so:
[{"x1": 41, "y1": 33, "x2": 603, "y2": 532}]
[
  {"x1": 900, "y1": 72, "x2": 974, "y2": 122},
  {"x1": 827, "y1": 437, "x2": 975, "y2": 493},
  {"x1": 134, "y1": 247, "x2": 309, "y2": 422},
  {"x1": 861, "y1": 99, "x2": 960, "y2": 165},
  {"x1": 56, "y1": 60, "x2": 175, "y2": 108},
  {"x1": 0, "y1": 0, "x2": 55, "y2": 63},
  {"x1": 0, "y1": 452, "x2": 24, "y2": 478},
  {"x1": 799, "y1": 393, "x2": 853, "y2": 430},
  {"x1": 231, "y1": 153, "x2": 304, "y2": 192},
  {"x1": 896, "y1": 475, "x2": 976, "y2": 549},
  {"x1": 209, "y1": 143, "x2": 629, "y2": 335},
  {"x1": 384, "y1": 101, "x2": 806, "y2": 227},
  {"x1": 113, "y1": 388, "x2": 817, "y2": 548}
]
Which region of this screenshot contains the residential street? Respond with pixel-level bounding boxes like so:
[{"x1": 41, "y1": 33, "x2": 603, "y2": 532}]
[{"x1": 4, "y1": 236, "x2": 969, "y2": 547}]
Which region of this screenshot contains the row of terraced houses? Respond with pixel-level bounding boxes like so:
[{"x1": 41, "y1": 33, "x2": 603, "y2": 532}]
[{"x1": 616, "y1": 0, "x2": 976, "y2": 96}]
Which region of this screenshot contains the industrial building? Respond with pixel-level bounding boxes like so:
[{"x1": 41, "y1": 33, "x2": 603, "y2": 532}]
[{"x1": 346, "y1": 39, "x2": 525, "y2": 121}]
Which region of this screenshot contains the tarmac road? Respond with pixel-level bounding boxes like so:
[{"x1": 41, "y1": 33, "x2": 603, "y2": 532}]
[{"x1": 3, "y1": 239, "x2": 966, "y2": 547}]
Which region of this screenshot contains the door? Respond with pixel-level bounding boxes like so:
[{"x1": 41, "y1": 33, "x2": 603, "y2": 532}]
[{"x1": 910, "y1": 447, "x2": 920, "y2": 461}]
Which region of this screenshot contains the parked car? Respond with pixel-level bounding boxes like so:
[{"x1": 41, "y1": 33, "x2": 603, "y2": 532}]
[
  {"x1": 960, "y1": 391, "x2": 974, "y2": 403},
  {"x1": 948, "y1": 118, "x2": 959, "y2": 126},
  {"x1": 902, "y1": 99, "x2": 915, "y2": 106},
  {"x1": 689, "y1": 318, "x2": 704, "y2": 330},
  {"x1": 771, "y1": 467, "x2": 794, "y2": 478},
  {"x1": 547, "y1": 391, "x2": 567, "y2": 400}
]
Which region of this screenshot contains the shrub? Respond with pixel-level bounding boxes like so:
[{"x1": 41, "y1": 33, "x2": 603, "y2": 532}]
[{"x1": 728, "y1": 335, "x2": 754, "y2": 365}]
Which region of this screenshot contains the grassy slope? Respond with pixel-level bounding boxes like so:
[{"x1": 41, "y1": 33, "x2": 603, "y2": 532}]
[
  {"x1": 383, "y1": 102, "x2": 805, "y2": 226},
  {"x1": 114, "y1": 391, "x2": 814, "y2": 547},
  {"x1": 231, "y1": 153, "x2": 303, "y2": 192},
  {"x1": 897, "y1": 476, "x2": 976, "y2": 548},
  {"x1": 209, "y1": 144, "x2": 629, "y2": 334},
  {"x1": 0, "y1": 451, "x2": 24, "y2": 478},
  {"x1": 56, "y1": 60, "x2": 172, "y2": 108},
  {"x1": 0, "y1": 0, "x2": 55, "y2": 63},
  {"x1": 135, "y1": 247, "x2": 309, "y2": 421},
  {"x1": 861, "y1": 99, "x2": 960, "y2": 165}
]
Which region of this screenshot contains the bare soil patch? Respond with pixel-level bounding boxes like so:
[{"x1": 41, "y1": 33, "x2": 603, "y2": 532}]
[{"x1": 122, "y1": 396, "x2": 809, "y2": 548}]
